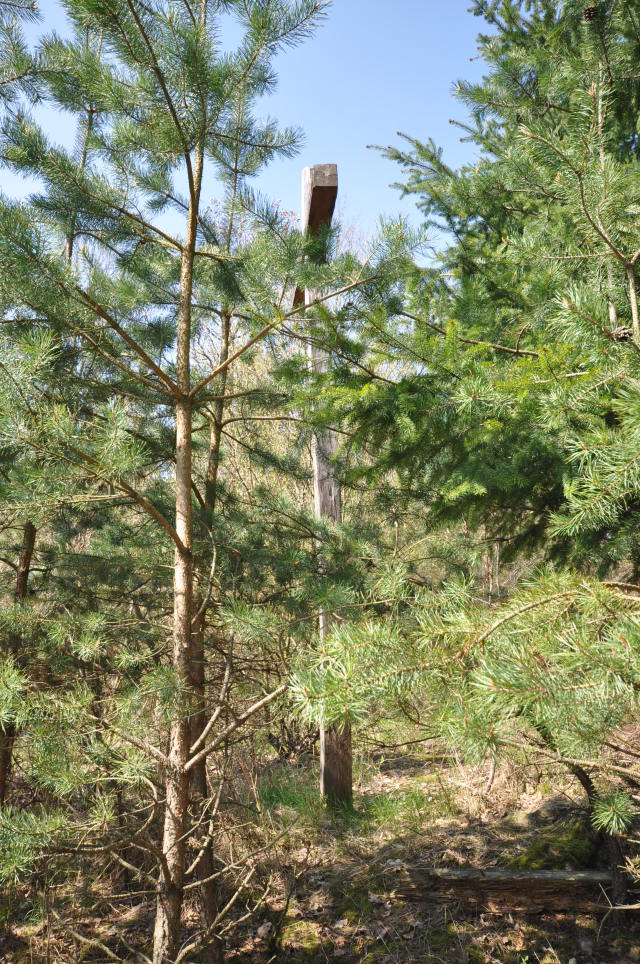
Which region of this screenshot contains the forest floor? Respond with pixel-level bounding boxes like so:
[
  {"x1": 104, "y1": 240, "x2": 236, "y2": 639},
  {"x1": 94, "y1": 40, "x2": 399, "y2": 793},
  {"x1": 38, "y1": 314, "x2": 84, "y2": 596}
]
[
  {"x1": 227, "y1": 742, "x2": 640, "y2": 963},
  {"x1": 3, "y1": 735, "x2": 640, "y2": 963}
]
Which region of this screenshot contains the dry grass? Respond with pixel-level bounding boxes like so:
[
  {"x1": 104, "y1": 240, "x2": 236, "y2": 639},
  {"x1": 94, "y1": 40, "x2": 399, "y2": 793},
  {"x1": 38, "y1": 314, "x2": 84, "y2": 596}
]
[{"x1": 2, "y1": 736, "x2": 640, "y2": 962}]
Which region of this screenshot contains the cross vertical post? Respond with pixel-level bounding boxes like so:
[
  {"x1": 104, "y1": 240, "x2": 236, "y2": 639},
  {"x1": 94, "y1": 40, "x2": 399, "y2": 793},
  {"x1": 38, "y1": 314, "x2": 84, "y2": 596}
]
[{"x1": 300, "y1": 164, "x2": 353, "y2": 807}]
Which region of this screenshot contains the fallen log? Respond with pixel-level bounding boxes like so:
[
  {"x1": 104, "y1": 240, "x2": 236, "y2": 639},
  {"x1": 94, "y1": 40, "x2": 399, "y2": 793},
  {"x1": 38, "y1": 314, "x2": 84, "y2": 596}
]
[{"x1": 391, "y1": 867, "x2": 614, "y2": 912}]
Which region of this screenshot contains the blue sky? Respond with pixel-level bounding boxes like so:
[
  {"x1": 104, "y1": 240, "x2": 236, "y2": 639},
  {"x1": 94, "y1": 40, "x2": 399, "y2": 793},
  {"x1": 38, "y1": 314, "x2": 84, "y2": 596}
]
[
  {"x1": 9, "y1": 1, "x2": 488, "y2": 237},
  {"x1": 253, "y1": 1, "x2": 487, "y2": 235}
]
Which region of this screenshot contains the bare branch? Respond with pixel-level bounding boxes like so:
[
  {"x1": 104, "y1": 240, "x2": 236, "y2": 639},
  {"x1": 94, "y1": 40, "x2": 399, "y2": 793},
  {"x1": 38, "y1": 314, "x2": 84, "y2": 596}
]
[{"x1": 185, "y1": 684, "x2": 286, "y2": 772}]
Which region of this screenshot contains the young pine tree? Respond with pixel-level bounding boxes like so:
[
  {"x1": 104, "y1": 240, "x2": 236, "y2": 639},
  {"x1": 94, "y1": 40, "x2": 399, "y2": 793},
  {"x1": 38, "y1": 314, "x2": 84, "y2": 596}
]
[{"x1": 0, "y1": 2, "x2": 352, "y2": 960}]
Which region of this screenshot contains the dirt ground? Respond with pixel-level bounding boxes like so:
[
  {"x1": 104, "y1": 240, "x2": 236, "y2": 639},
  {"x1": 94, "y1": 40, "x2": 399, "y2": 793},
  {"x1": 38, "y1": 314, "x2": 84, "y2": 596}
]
[
  {"x1": 2, "y1": 744, "x2": 639, "y2": 962},
  {"x1": 226, "y1": 750, "x2": 640, "y2": 963}
]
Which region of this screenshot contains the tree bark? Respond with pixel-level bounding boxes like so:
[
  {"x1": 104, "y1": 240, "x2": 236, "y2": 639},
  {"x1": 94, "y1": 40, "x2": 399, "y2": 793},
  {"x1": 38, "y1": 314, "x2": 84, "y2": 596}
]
[
  {"x1": 152, "y1": 140, "x2": 203, "y2": 963},
  {"x1": 204, "y1": 310, "x2": 231, "y2": 520},
  {"x1": 627, "y1": 263, "x2": 639, "y2": 344},
  {"x1": 0, "y1": 520, "x2": 36, "y2": 806},
  {"x1": 395, "y1": 866, "x2": 613, "y2": 912},
  {"x1": 0, "y1": 725, "x2": 15, "y2": 809},
  {"x1": 187, "y1": 307, "x2": 232, "y2": 964},
  {"x1": 597, "y1": 63, "x2": 618, "y2": 328},
  {"x1": 189, "y1": 616, "x2": 222, "y2": 964},
  {"x1": 320, "y1": 715, "x2": 352, "y2": 805}
]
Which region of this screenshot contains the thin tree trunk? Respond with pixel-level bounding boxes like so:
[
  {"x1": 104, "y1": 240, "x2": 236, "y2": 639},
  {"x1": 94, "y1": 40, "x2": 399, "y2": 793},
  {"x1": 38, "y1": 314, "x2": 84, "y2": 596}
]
[
  {"x1": 320, "y1": 716, "x2": 352, "y2": 804},
  {"x1": 597, "y1": 63, "x2": 618, "y2": 328},
  {"x1": 189, "y1": 112, "x2": 236, "y2": 952},
  {"x1": 190, "y1": 138, "x2": 238, "y2": 956},
  {"x1": 152, "y1": 139, "x2": 204, "y2": 963},
  {"x1": 188, "y1": 613, "x2": 223, "y2": 964},
  {"x1": 152, "y1": 402, "x2": 194, "y2": 964},
  {"x1": 16, "y1": 520, "x2": 36, "y2": 602},
  {"x1": 606, "y1": 261, "x2": 618, "y2": 327},
  {"x1": 627, "y1": 263, "x2": 639, "y2": 344},
  {"x1": 204, "y1": 310, "x2": 231, "y2": 518},
  {"x1": 0, "y1": 729, "x2": 15, "y2": 809},
  {"x1": 189, "y1": 308, "x2": 231, "y2": 964},
  {"x1": 190, "y1": 613, "x2": 209, "y2": 801},
  {"x1": 192, "y1": 308, "x2": 231, "y2": 790},
  {"x1": 0, "y1": 519, "x2": 36, "y2": 805}
]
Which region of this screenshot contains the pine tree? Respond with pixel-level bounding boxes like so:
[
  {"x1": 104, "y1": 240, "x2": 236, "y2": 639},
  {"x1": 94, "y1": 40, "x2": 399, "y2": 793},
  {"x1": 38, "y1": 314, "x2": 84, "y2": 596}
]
[
  {"x1": 293, "y1": 0, "x2": 640, "y2": 875},
  {"x1": 0, "y1": 1, "x2": 334, "y2": 958},
  {"x1": 0, "y1": 2, "x2": 414, "y2": 956}
]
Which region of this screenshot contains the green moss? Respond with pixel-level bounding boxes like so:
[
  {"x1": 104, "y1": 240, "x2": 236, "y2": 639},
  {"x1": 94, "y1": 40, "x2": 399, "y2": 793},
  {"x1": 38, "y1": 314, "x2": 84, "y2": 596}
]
[
  {"x1": 507, "y1": 815, "x2": 597, "y2": 870},
  {"x1": 280, "y1": 917, "x2": 331, "y2": 959},
  {"x1": 330, "y1": 875, "x2": 376, "y2": 920},
  {"x1": 339, "y1": 907, "x2": 362, "y2": 925}
]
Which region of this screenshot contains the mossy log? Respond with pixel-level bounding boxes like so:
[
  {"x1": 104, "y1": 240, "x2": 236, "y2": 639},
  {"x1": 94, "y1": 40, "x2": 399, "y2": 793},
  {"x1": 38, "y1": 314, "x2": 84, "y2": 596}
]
[{"x1": 395, "y1": 867, "x2": 613, "y2": 912}]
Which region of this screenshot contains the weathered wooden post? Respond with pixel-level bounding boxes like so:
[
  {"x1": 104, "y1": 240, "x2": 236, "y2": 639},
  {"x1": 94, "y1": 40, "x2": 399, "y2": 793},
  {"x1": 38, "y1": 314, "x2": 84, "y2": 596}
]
[{"x1": 299, "y1": 164, "x2": 353, "y2": 806}]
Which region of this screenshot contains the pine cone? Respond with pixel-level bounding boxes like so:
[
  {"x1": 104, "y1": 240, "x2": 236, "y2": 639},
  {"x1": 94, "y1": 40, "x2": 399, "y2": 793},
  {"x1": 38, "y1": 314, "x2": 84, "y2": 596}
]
[
  {"x1": 611, "y1": 326, "x2": 632, "y2": 342},
  {"x1": 584, "y1": 5, "x2": 598, "y2": 21}
]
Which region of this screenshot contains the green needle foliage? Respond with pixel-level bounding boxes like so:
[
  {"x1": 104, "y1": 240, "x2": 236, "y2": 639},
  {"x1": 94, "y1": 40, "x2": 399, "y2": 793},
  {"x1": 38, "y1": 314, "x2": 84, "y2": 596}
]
[
  {"x1": 292, "y1": 0, "x2": 640, "y2": 854},
  {"x1": 2, "y1": 0, "x2": 640, "y2": 954},
  {"x1": 0, "y1": 1, "x2": 414, "y2": 955}
]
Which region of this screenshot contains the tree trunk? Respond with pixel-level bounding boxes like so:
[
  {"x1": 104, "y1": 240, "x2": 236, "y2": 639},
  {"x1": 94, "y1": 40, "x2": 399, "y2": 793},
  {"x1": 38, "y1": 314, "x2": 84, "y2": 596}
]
[
  {"x1": 320, "y1": 716, "x2": 352, "y2": 805},
  {"x1": 16, "y1": 520, "x2": 36, "y2": 601},
  {"x1": 186, "y1": 308, "x2": 232, "y2": 964},
  {"x1": 188, "y1": 609, "x2": 224, "y2": 964},
  {"x1": 0, "y1": 728, "x2": 14, "y2": 808},
  {"x1": 152, "y1": 140, "x2": 203, "y2": 963},
  {"x1": 627, "y1": 263, "x2": 639, "y2": 344},
  {"x1": 395, "y1": 866, "x2": 613, "y2": 912},
  {"x1": 0, "y1": 519, "x2": 36, "y2": 806},
  {"x1": 205, "y1": 309, "x2": 231, "y2": 519},
  {"x1": 153, "y1": 397, "x2": 194, "y2": 964},
  {"x1": 597, "y1": 63, "x2": 618, "y2": 329},
  {"x1": 192, "y1": 308, "x2": 231, "y2": 778}
]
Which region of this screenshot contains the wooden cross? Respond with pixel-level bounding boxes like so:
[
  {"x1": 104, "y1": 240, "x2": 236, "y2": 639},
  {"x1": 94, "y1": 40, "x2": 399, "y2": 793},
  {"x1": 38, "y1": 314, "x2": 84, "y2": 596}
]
[{"x1": 299, "y1": 164, "x2": 352, "y2": 806}]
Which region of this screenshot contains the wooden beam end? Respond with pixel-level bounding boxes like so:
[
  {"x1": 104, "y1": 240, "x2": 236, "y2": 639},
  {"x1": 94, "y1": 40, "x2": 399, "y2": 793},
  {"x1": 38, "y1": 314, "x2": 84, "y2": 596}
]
[{"x1": 301, "y1": 164, "x2": 338, "y2": 235}]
